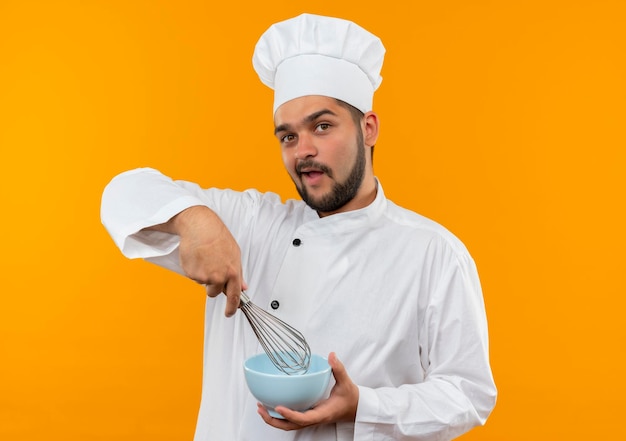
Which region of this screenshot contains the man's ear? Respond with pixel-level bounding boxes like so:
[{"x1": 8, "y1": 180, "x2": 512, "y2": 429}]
[{"x1": 363, "y1": 111, "x2": 380, "y2": 147}]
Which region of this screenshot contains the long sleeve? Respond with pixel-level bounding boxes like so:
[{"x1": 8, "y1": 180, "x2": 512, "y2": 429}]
[
  {"x1": 100, "y1": 167, "x2": 206, "y2": 259},
  {"x1": 351, "y1": 246, "x2": 497, "y2": 440}
]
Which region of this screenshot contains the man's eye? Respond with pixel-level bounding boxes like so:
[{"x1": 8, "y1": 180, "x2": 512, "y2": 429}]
[
  {"x1": 281, "y1": 134, "x2": 296, "y2": 143},
  {"x1": 316, "y1": 123, "x2": 330, "y2": 132}
]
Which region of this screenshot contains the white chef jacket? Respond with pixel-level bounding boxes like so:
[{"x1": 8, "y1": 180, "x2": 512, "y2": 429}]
[{"x1": 101, "y1": 168, "x2": 496, "y2": 441}]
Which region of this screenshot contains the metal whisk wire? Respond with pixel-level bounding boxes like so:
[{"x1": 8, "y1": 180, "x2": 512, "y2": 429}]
[{"x1": 239, "y1": 292, "x2": 311, "y2": 375}]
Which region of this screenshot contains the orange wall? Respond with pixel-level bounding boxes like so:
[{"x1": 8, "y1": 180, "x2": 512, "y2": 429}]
[{"x1": 1, "y1": 0, "x2": 625, "y2": 439}]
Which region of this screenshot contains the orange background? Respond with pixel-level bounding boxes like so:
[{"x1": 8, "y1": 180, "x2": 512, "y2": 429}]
[{"x1": 1, "y1": 0, "x2": 625, "y2": 439}]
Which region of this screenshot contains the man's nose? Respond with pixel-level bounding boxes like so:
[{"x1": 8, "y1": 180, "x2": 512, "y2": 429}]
[{"x1": 295, "y1": 133, "x2": 317, "y2": 159}]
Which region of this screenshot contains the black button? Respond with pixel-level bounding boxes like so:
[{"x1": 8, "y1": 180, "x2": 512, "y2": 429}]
[
  {"x1": 292, "y1": 238, "x2": 302, "y2": 246},
  {"x1": 270, "y1": 300, "x2": 280, "y2": 310}
]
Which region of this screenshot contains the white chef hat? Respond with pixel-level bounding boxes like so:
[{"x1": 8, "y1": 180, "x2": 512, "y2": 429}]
[{"x1": 252, "y1": 13, "x2": 385, "y2": 114}]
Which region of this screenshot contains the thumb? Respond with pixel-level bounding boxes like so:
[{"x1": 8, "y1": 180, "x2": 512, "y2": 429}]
[{"x1": 328, "y1": 352, "x2": 348, "y2": 382}]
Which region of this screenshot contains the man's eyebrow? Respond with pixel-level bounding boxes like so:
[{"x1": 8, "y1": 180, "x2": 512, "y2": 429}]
[
  {"x1": 304, "y1": 108, "x2": 338, "y2": 124},
  {"x1": 274, "y1": 123, "x2": 290, "y2": 136},
  {"x1": 274, "y1": 108, "x2": 338, "y2": 135}
]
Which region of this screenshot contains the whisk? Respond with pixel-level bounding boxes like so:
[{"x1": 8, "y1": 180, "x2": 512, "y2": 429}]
[{"x1": 239, "y1": 291, "x2": 311, "y2": 375}]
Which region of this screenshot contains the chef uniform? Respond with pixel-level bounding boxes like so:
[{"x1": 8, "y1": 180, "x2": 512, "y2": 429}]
[{"x1": 101, "y1": 13, "x2": 496, "y2": 441}]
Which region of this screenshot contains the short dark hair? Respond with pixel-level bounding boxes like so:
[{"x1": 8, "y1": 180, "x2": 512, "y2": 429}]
[
  {"x1": 335, "y1": 99, "x2": 364, "y2": 126},
  {"x1": 334, "y1": 99, "x2": 375, "y2": 161}
]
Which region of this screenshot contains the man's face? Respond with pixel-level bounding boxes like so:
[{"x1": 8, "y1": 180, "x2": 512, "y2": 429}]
[{"x1": 274, "y1": 96, "x2": 372, "y2": 216}]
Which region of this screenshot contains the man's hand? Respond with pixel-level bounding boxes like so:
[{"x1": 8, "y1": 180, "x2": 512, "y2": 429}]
[
  {"x1": 257, "y1": 352, "x2": 359, "y2": 430},
  {"x1": 151, "y1": 205, "x2": 245, "y2": 317}
]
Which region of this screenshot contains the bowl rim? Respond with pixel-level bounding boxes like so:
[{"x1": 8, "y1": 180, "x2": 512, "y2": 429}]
[{"x1": 243, "y1": 353, "x2": 331, "y2": 378}]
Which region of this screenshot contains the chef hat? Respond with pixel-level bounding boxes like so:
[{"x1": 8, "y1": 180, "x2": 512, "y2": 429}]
[{"x1": 252, "y1": 13, "x2": 385, "y2": 114}]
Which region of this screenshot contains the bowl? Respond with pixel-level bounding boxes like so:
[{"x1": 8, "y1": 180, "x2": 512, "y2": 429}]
[{"x1": 243, "y1": 353, "x2": 332, "y2": 418}]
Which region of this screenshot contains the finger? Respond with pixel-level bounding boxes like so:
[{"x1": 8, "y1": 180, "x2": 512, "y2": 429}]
[
  {"x1": 257, "y1": 403, "x2": 299, "y2": 430},
  {"x1": 273, "y1": 405, "x2": 319, "y2": 426},
  {"x1": 223, "y1": 280, "x2": 242, "y2": 317},
  {"x1": 205, "y1": 284, "x2": 224, "y2": 298}
]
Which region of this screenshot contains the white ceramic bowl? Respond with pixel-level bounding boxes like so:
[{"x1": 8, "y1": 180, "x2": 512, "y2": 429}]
[{"x1": 243, "y1": 353, "x2": 332, "y2": 418}]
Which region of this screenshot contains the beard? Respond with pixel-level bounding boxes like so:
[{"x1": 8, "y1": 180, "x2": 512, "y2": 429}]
[{"x1": 294, "y1": 131, "x2": 366, "y2": 213}]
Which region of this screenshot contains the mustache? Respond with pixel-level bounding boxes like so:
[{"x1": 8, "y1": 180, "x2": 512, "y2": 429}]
[{"x1": 296, "y1": 160, "x2": 333, "y2": 177}]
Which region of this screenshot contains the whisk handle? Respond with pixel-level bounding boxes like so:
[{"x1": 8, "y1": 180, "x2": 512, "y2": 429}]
[{"x1": 239, "y1": 291, "x2": 251, "y2": 305}]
